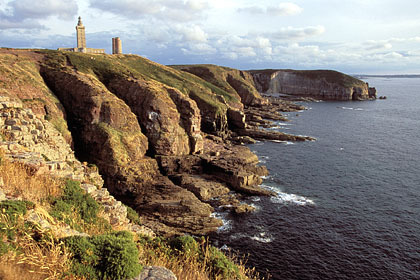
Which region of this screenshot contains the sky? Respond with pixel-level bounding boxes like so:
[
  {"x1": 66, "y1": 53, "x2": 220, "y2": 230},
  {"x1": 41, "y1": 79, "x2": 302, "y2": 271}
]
[{"x1": 1, "y1": 0, "x2": 420, "y2": 74}]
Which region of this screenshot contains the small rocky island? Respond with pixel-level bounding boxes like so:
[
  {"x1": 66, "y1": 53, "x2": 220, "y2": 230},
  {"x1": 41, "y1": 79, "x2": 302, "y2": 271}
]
[{"x1": 0, "y1": 49, "x2": 376, "y2": 237}]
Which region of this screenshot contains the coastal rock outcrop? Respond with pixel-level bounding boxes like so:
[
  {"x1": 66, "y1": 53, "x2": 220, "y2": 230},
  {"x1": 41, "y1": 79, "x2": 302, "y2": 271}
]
[
  {"x1": 0, "y1": 49, "x2": 319, "y2": 237},
  {"x1": 251, "y1": 69, "x2": 377, "y2": 100}
]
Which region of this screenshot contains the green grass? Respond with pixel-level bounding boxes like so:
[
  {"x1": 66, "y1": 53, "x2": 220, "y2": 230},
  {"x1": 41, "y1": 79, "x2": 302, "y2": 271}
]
[
  {"x1": 46, "y1": 52, "x2": 233, "y2": 116},
  {"x1": 49, "y1": 179, "x2": 110, "y2": 232}
]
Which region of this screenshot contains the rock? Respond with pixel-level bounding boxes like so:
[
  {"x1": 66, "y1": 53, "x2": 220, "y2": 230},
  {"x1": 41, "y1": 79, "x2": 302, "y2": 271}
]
[
  {"x1": 251, "y1": 69, "x2": 376, "y2": 101},
  {"x1": 134, "y1": 266, "x2": 177, "y2": 280},
  {"x1": 106, "y1": 78, "x2": 193, "y2": 156},
  {"x1": 233, "y1": 203, "x2": 256, "y2": 214},
  {"x1": 171, "y1": 174, "x2": 230, "y2": 201}
]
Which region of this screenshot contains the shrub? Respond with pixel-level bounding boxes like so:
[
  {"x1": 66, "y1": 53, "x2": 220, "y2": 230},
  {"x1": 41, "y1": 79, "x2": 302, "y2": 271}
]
[
  {"x1": 50, "y1": 179, "x2": 100, "y2": 230},
  {"x1": 169, "y1": 235, "x2": 200, "y2": 257},
  {"x1": 208, "y1": 246, "x2": 241, "y2": 279},
  {"x1": 125, "y1": 205, "x2": 141, "y2": 226},
  {"x1": 63, "y1": 231, "x2": 142, "y2": 280}
]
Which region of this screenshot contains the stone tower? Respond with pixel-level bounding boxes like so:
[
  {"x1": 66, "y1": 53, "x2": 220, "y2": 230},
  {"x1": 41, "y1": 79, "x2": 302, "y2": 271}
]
[
  {"x1": 76, "y1": 16, "x2": 86, "y2": 49},
  {"x1": 112, "y1": 37, "x2": 122, "y2": 54}
]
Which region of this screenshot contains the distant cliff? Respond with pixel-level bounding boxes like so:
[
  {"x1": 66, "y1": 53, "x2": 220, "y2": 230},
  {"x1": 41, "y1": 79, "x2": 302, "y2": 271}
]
[{"x1": 250, "y1": 69, "x2": 377, "y2": 100}]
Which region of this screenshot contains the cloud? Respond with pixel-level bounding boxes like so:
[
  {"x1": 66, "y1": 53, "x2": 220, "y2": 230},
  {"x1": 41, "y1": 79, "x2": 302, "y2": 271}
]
[
  {"x1": 0, "y1": 0, "x2": 78, "y2": 30},
  {"x1": 175, "y1": 25, "x2": 208, "y2": 43},
  {"x1": 269, "y1": 25, "x2": 325, "y2": 40},
  {"x1": 365, "y1": 40, "x2": 393, "y2": 50},
  {"x1": 238, "y1": 2, "x2": 302, "y2": 16},
  {"x1": 89, "y1": 0, "x2": 210, "y2": 22},
  {"x1": 269, "y1": 3, "x2": 303, "y2": 16},
  {"x1": 181, "y1": 43, "x2": 216, "y2": 55}
]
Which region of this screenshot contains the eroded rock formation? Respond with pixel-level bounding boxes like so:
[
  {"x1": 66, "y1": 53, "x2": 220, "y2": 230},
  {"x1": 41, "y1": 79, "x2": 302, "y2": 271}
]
[
  {"x1": 1, "y1": 49, "x2": 328, "y2": 236},
  {"x1": 251, "y1": 69, "x2": 377, "y2": 100}
]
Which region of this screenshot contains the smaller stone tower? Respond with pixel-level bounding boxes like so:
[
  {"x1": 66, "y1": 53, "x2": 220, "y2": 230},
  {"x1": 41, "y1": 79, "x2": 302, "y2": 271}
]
[
  {"x1": 112, "y1": 37, "x2": 122, "y2": 54},
  {"x1": 76, "y1": 16, "x2": 86, "y2": 49}
]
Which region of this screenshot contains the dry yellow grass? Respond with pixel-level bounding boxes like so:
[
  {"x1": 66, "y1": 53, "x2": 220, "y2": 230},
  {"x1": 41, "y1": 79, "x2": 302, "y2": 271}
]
[
  {"x1": 0, "y1": 214, "x2": 71, "y2": 280},
  {"x1": 137, "y1": 237, "x2": 267, "y2": 280},
  {"x1": 0, "y1": 149, "x2": 62, "y2": 203}
]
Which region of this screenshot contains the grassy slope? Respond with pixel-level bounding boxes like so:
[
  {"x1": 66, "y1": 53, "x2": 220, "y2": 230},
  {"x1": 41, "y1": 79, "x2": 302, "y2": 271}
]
[{"x1": 40, "y1": 51, "x2": 242, "y2": 116}]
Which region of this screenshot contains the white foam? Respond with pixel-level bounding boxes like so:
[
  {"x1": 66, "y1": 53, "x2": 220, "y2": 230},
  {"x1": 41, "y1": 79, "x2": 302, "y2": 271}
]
[
  {"x1": 250, "y1": 232, "x2": 273, "y2": 243},
  {"x1": 276, "y1": 122, "x2": 292, "y2": 126},
  {"x1": 271, "y1": 193, "x2": 315, "y2": 206},
  {"x1": 211, "y1": 212, "x2": 232, "y2": 233},
  {"x1": 261, "y1": 184, "x2": 315, "y2": 206},
  {"x1": 220, "y1": 244, "x2": 230, "y2": 251},
  {"x1": 270, "y1": 140, "x2": 295, "y2": 144}
]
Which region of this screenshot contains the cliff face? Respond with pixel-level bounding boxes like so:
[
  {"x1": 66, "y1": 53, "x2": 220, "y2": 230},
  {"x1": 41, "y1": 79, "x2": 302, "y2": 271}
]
[
  {"x1": 251, "y1": 69, "x2": 377, "y2": 100},
  {"x1": 1, "y1": 49, "x2": 284, "y2": 236}
]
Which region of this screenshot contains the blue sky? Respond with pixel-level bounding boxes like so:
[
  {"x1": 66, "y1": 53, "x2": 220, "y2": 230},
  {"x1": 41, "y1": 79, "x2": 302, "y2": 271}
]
[{"x1": 1, "y1": 0, "x2": 420, "y2": 74}]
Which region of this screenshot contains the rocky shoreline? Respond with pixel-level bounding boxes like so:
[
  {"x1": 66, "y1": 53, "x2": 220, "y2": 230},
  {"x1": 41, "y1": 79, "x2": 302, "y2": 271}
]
[{"x1": 0, "y1": 49, "x2": 376, "y2": 238}]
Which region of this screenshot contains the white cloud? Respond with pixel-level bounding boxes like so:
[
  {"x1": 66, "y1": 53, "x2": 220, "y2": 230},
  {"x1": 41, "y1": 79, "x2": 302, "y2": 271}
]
[
  {"x1": 10, "y1": 0, "x2": 77, "y2": 20},
  {"x1": 238, "y1": 2, "x2": 302, "y2": 16},
  {"x1": 89, "y1": 0, "x2": 210, "y2": 22},
  {"x1": 176, "y1": 25, "x2": 208, "y2": 43},
  {"x1": 269, "y1": 25, "x2": 326, "y2": 40},
  {"x1": 181, "y1": 42, "x2": 216, "y2": 55},
  {"x1": 269, "y1": 3, "x2": 303, "y2": 16},
  {"x1": 0, "y1": 0, "x2": 78, "y2": 30},
  {"x1": 365, "y1": 40, "x2": 393, "y2": 50}
]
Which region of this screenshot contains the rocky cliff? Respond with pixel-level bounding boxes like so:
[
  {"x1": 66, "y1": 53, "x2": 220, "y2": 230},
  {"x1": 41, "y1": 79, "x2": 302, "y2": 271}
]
[
  {"x1": 250, "y1": 69, "x2": 377, "y2": 100},
  {"x1": 1, "y1": 49, "x2": 317, "y2": 236}
]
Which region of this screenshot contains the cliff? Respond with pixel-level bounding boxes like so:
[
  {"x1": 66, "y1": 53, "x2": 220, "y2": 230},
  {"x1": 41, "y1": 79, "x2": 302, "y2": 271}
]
[
  {"x1": 1, "y1": 49, "x2": 315, "y2": 238},
  {"x1": 250, "y1": 69, "x2": 377, "y2": 100}
]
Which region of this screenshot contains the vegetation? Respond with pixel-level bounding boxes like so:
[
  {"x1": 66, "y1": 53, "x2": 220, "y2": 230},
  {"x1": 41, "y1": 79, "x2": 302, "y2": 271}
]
[
  {"x1": 44, "y1": 51, "x2": 237, "y2": 116},
  {"x1": 126, "y1": 205, "x2": 142, "y2": 226},
  {"x1": 137, "y1": 235, "x2": 264, "y2": 280},
  {"x1": 0, "y1": 150, "x2": 263, "y2": 279},
  {"x1": 49, "y1": 179, "x2": 111, "y2": 234},
  {"x1": 63, "y1": 231, "x2": 142, "y2": 280}
]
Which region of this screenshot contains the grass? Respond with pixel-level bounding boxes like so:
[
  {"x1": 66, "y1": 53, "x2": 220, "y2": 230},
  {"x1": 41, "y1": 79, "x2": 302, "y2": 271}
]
[
  {"x1": 48, "y1": 52, "x2": 232, "y2": 117},
  {"x1": 0, "y1": 207, "x2": 71, "y2": 280},
  {"x1": 49, "y1": 179, "x2": 112, "y2": 234},
  {"x1": 0, "y1": 149, "x2": 62, "y2": 203},
  {"x1": 136, "y1": 235, "x2": 266, "y2": 280}
]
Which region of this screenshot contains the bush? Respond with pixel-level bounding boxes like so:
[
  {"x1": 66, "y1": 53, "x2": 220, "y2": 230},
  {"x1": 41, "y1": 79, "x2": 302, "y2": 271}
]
[
  {"x1": 169, "y1": 235, "x2": 200, "y2": 257},
  {"x1": 50, "y1": 179, "x2": 100, "y2": 230},
  {"x1": 63, "y1": 231, "x2": 142, "y2": 280},
  {"x1": 208, "y1": 246, "x2": 241, "y2": 279},
  {"x1": 125, "y1": 205, "x2": 141, "y2": 226}
]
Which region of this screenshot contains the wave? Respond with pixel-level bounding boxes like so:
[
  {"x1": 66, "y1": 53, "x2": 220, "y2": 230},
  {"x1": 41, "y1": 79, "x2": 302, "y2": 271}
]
[
  {"x1": 261, "y1": 184, "x2": 315, "y2": 206},
  {"x1": 338, "y1": 106, "x2": 364, "y2": 111},
  {"x1": 276, "y1": 122, "x2": 292, "y2": 126},
  {"x1": 270, "y1": 140, "x2": 295, "y2": 144},
  {"x1": 250, "y1": 232, "x2": 274, "y2": 243},
  {"x1": 211, "y1": 212, "x2": 232, "y2": 233}
]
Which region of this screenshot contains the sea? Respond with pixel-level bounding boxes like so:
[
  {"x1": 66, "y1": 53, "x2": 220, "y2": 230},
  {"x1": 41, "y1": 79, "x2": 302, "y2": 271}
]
[{"x1": 211, "y1": 77, "x2": 420, "y2": 280}]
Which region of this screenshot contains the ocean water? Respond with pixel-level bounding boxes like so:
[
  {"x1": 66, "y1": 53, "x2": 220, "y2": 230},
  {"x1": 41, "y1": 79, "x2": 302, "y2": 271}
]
[{"x1": 211, "y1": 78, "x2": 420, "y2": 279}]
